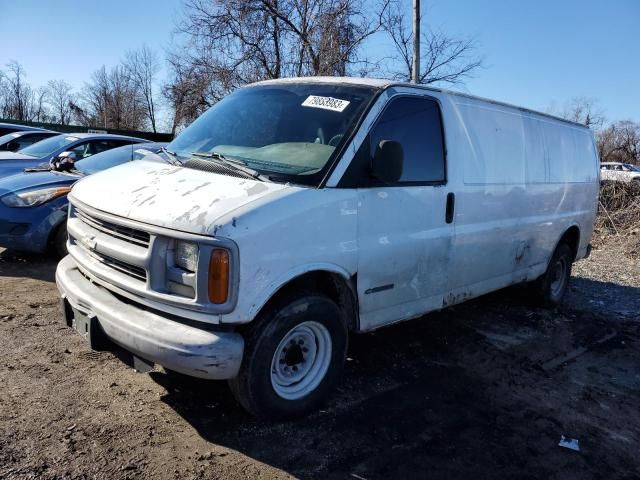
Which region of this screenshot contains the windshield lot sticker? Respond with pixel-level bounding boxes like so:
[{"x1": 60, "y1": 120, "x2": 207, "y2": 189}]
[{"x1": 302, "y1": 95, "x2": 350, "y2": 112}]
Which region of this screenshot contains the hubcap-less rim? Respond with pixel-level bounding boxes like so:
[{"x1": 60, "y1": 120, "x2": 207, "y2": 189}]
[
  {"x1": 270, "y1": 321, "x2": 332, "y2": 400},
  {"x1": 550, "y1": 257, "x2": 567, "y2": 298}
]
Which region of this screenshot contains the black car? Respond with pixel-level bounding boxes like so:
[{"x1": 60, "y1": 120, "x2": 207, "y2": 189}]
[
  {"x1": 0, "y1": 130, "x2": 59, "y2": 152},
  {"x1": 0, "y1": 122, "x2": 50, "y2": 136}
]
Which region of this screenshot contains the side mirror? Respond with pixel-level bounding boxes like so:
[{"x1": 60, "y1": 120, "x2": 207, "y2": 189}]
[{"x1": 371, "y1": 140, "x2": 403, "y2": 183}]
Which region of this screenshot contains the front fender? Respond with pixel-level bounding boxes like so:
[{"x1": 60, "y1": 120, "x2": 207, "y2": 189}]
[
  {"x1": 245, "y1": 262, "x2": 354, "y2": 320},
  {"x1": 30, "y1": 197, "x2": 69, "y2": 251}
]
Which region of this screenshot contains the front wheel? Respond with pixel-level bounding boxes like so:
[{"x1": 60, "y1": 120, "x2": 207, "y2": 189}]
[{"x1": 228, "y1": 293, "x2": 348, "y2": 419}]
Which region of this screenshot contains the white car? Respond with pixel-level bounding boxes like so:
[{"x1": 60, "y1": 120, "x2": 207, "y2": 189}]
[
  {"x1": 55, "y1": 77, "x2": 599, "y2": 418},
  {"x1": 600, "y1": 162, "x2": 640, "y2": 183}
]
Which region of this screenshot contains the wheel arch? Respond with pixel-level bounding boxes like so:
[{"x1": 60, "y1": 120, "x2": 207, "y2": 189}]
[
  {"x1": 249, "y1": 266, "x2": 359, "y2": 332},
  {"x1": 556, "y1": 224, "x2": 581, "y2": 261}
]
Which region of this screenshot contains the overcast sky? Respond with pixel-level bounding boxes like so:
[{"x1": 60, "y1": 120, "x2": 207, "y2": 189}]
[{"x1": 2, "y1": 0, "x2": 638, "y2": 125}]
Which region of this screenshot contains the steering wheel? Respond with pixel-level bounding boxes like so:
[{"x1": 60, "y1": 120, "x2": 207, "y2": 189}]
[{"x1": 328, "y1": 134, "x2": 343, "y2": 147}]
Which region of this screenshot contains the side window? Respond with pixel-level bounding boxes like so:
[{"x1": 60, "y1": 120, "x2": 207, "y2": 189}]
[
  {"x1": 369, "y1": 96, "x2": 445, "y2": 184},
  {"x1": 17, "y1": 134, "x2": 46, "y2": 150},
  {"x1": 110, "y1": 139, "x2": 137, "y2": 148},
  {"x1": 92, "y1": 140, "x2": 117, "y2": 154},
  {"x1": 70, "y1": 140, "x2": 121, "y2": 159},
  {"x1": 69, "y1": 141, "x2": 93, "y2": 159}
]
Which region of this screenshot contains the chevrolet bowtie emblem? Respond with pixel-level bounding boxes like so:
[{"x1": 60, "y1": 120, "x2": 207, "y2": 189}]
[{"x1": 81, "y1": 234, "x2": 97, "y2": 250}]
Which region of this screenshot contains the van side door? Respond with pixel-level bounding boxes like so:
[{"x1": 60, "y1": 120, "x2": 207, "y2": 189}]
[{"x1": 345, "y1": 95, "x2": 454, "y2": 331}]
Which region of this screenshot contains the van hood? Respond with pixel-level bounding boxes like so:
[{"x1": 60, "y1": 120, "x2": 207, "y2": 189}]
[{"x1": 70, "y1": 160, "x2": 295, "y2": 235}]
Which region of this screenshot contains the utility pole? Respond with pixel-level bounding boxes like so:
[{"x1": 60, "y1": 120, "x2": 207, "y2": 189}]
[{"x1": 412, "y1": 0, "x2": 420, "y2": 83}]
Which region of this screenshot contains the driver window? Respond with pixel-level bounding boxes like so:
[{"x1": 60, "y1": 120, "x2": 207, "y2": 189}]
[
  {"x1": 69, "y1": 142, "x2": 93, "y2": 159},
  {"x1": 339, "y1": 96, "x2": 446, "y2": 188},
  {"x1": 69, "y1": 140, "x2": 114, "y2": 159},
  {"x1": 369, "y1": 96, "x2": 446, "y2": 184}
]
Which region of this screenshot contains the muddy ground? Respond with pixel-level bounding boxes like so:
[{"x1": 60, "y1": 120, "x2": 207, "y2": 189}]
[{"x1": 0, "y1": 244, "x2": 639, "y2": 479}]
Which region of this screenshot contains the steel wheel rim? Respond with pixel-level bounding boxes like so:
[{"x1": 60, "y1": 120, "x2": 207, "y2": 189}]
[
  {"x1": 550, "y1": 257, "x2": 567, "y2": 298},
  {"x1": 270, "y1": 321, "x2": 332, "y2": 400}
]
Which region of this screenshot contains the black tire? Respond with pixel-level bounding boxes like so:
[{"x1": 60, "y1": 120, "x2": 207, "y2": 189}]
[
  {"x1": 531, "y1": 243, "x2": 573, "y2": 307},
  {"x1": 53, "y1": 221, "x2": 68, "y2": 258},
  {"x1": 228, "y1": 293, "x2": 348, "y2": 419}
]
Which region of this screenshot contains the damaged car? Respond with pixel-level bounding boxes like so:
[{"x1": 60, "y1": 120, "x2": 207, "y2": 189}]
[{"x1": 55, "y1": 77, "x2": 599, "y2": 418}]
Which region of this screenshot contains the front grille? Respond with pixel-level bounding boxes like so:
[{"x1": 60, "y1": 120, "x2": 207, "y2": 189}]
[
  {"x1": 75, "y1": 207, "x2": 150, "y2": 248},
  {"x1": 72, "y1": 234, "x2": 147, "y2": 281}
]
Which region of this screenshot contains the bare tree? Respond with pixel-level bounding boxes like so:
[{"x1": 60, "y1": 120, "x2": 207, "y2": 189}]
[
  {"x1": 163, "y1": 52, "x2": 215, "y2": 135},
  {"x1": 382, "y1": 1, "x2": 483, "y2": 85},
  {"x1": 548, "y1": 96, "x2": 606, "y2": 130},
  {"x1": 33, "y1": 86, "x2": 50, "y2": 122},
  {"x1": 79, "y1": 65, "x2": 147, "y2": 130},
  {"x1": 124, "y1": 45, "x2": 160, "y2": 133},
  {"x1": 47, "y1": 80, "x2": 74, "y2": 125},
  {"x1": 0, "y1": 70, "x2": 8, "y2": 118},
  {"x1": 1, "y1": 61, "x2": 36, "y2": 121},
  {"x1": 598, "y1": 120, "x2": 640, "y2": 165},
  {"x1": 167, "y1": 0, "x2": 390, "y2": 125}
]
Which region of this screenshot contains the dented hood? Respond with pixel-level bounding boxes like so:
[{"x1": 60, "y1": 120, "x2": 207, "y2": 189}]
[{"x1": 70, "y1": 160, "x2": 293, "y2": 235}]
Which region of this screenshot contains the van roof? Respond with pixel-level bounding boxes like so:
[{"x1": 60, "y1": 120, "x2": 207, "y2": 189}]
[{"x1": 253, "y1": 76, "x2": 590, "y2": 130}]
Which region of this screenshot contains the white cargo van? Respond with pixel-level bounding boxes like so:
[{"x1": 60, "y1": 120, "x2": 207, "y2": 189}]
[{"x1": 56, "y1": 77, "x2": 599, "y2": 418}]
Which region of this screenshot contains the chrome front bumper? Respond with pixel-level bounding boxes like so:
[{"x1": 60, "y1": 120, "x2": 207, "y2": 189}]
[{"x1": 55, "y1": 255, "x2": 244, "y2": 380}]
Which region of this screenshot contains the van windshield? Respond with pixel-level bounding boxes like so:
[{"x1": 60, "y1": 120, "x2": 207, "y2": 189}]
[{"x1": 167, "y1": 83, "x2": 377, "y2": 185}]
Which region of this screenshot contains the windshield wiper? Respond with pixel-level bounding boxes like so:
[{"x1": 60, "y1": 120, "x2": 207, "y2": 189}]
[
  {"x1": 161, "y1": 146, "x2": 183, "y2": 165},
  {"x1": 23, "y1": 165, "x2": 84, "y2": 177},
  {"x1": 190, "y1": 151, "x2": 266, "y2": 181}
]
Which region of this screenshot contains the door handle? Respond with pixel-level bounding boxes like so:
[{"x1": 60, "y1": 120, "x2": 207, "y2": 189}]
[{"x1": 445, "y1": 192, "x2": 455, "y2": 224}]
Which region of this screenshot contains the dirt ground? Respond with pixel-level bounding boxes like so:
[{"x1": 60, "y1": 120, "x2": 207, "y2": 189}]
[{"x1": 1, "y1": 243, "x2": 639, "y2": 480}]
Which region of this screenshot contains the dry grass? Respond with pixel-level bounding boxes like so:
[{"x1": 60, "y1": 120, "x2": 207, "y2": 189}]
[{"x1": 594, "y1": 181, "x2": 640, "y2": 259}]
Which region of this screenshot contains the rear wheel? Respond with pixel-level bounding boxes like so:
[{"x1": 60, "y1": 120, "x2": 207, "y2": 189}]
[
  {"x1": 531, "y1": 243, "x2": 573, "y2": 307},
  {"x1": 228, "y1": 293, "x2": 348, "y2": 419}
]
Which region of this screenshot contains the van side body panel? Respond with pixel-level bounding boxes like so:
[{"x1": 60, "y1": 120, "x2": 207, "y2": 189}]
[
  {"x1": 441, "y1": 95, "x2": 598, "y2": 307},
  {"x1": 325, "y1": 86, "x2": 597, "y2": 329}
]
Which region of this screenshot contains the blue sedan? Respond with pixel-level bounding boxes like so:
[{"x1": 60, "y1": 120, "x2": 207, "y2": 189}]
[
  {"x1": 0, "y1": 133, "x2": 146, "y2": 179},
  {"x1": 0, "y1": 143, "x2": 167, "y2": 256}
]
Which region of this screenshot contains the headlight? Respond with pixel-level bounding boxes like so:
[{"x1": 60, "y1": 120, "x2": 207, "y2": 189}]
[
  {"x1": 174, "y1": 241, "x2": 199, "y2": 272},
  {"x1": 1, "y1": 186, "x2": 72, "y2": 208}
]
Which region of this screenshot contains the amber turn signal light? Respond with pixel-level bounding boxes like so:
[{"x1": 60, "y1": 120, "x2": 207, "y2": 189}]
[{"x1": 208, "y1": 249, "x2": 229, "y2": 304}]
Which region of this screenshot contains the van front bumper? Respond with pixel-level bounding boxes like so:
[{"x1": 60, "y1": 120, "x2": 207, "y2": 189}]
[{"x1": 55, "y1": 255, "x2": 244, "y2": 380}]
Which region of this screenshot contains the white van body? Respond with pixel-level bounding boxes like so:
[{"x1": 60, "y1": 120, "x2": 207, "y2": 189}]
[{"x1": 56, "y1": 77, "x2": 598, "y2": 414}]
